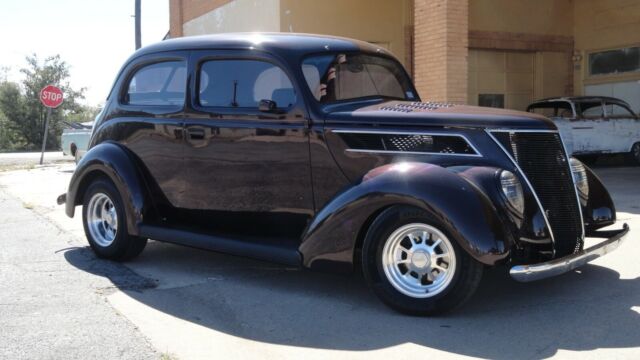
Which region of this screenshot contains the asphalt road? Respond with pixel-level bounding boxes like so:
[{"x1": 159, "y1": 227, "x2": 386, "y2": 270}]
[{"x1": 0, "y1": 162, "x2": 638, "y2": 359}]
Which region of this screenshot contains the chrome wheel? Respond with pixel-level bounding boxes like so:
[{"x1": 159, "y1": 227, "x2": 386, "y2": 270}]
[
  {"x1": 86, "y1": 192, "x2": 118, "y2": 247},
  {"x1": 382, "y1": 223, "x2": 456, "y2": 298}
]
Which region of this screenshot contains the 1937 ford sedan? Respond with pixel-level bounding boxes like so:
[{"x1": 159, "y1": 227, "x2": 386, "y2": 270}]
[{"x1": 58, "y1": 33, "x2": 629, "y2": 315}]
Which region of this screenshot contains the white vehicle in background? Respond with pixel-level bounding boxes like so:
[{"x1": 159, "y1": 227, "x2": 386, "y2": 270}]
[
  {"x1": 61, "y1": 121, "x2": 92, "y2": 163},
  {"x1": 527, "y1": 96, "x2": 640, "y2": 164}
]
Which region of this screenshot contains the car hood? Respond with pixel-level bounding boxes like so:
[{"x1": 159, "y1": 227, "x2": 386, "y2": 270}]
[{"x1": 323, "y1": 101, "x2": 556, "y2": 130}]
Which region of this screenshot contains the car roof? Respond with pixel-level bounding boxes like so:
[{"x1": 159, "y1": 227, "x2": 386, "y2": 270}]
[
  {"x1": 529, "y1": 96, "x2": 631, "y2": 107},
  {"x1": 133, "y1": 32, "x2": 388, "y2": 59}
]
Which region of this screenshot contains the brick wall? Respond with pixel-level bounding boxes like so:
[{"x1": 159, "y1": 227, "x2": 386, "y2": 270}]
[{"x1": 413, "y1": 0, "x2": 468, "y2": 103}]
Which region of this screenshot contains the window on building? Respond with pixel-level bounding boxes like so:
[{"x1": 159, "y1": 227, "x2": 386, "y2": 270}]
[
  {"x1": 198, "y1": 60, "x2": 296, "y2": 109},
  {"x1": 478, "y1": 94, "x2": 504, "y2": 109},
  {"x1": 125, "y1": 61, "x2": 186, "y2": 106},
  {"x1": 589, "y1": 47, "x2": 640, "y2": 76}
]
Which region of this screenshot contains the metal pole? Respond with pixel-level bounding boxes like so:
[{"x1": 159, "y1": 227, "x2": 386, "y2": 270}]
[
  {"x1": 135, "y1": 0, "x2": 141, "y2": 49},
  {"x1": 39, "y1": 107, "x2": 52, "y2": 165}
]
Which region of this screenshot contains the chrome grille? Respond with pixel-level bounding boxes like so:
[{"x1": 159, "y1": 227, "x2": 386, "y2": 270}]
[{"x1": 491, "y1": 131, "x2": 584, "y2": 257}]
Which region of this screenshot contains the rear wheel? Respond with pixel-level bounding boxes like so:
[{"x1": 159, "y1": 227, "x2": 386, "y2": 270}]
[
  {"x1": 82, "y1": 177, "x2": 147, "y2": 260},
  {"x1": 362, "y1": 206, "x2": 483, "y2": 315}
]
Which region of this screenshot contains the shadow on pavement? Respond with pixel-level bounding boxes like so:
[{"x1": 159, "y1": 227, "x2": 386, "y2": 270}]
[{"x1": 64, "y1": 242, "x2": 640, "y2": 359}]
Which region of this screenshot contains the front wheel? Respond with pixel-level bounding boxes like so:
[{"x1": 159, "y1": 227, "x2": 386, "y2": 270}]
[
  {"x1": 82, "y1": 177, "x2": 147, "y2": 261},
  {"x1": 362, "y1": 206, "x2": 483, "y2": 315}
]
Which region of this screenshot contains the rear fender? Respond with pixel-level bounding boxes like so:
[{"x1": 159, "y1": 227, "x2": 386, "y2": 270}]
[
  {"x1": 299, "y1": 162, "x2": 511, "y2": 272},
  {"x1": 65, "y1": 142, "x2": 149, "y2": 236}
]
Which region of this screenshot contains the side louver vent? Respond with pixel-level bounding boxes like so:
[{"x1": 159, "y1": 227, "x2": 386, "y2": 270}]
[
  {"x1": 380, "y1": 102, "x2": 454, "y2": 113},
  {"x1": 337, "y1": 131, "x2": 478, "y2": 156}
]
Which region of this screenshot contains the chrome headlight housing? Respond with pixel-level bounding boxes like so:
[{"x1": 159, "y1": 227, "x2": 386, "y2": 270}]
[
  {"x1": 570, "y1": 158, "x2": 589, "y2": 204},
  {"x1": 499, "y1": 170, "x2": 524, "y2": 214}
]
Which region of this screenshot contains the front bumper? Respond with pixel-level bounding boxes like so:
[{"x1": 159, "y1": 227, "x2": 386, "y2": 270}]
[{"x1": 510, "y1": 223, "x2": 629, "y2": 282}]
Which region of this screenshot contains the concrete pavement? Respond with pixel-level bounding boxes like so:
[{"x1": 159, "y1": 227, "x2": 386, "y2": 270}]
[
  {"x1": 0, "y1": 182, "x2": 158, "y2": 359},
  {"x1": 0, "y1": 163, "x2": 638, "y2": 359}
]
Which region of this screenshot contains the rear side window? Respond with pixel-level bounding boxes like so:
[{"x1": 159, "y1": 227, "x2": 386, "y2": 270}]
[
  {"x1": 604, "y1": 102, "x2": 636, "y2": 118},
  {"x1": 125, "y1": 61, "x2": 186, "y2": 106},
  {"x1": 198, "y1": 60, "x2": 296, "y2": 109},
  {"x1": 579, "y1": 102, "x2": 604, "y2": 118}
]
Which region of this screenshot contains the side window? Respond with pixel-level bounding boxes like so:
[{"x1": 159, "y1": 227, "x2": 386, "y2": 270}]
[
  {"x1": 529, "y1": 106, "x2": 557, "y2": 117},
  {"x1": 198, "y1": 60, "x2": 296, "y2": 109},
  {"x1": 604, "y1": 102, "x2": 636, "y2": 118},
  {"x1": 125, "y1": 61, "x2": 186, "y2": 106},
  {"x1": 579, "y1": 102, "x2": 604, "y2": 119}
]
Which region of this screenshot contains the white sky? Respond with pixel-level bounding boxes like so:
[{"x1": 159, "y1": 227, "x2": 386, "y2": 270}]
[{"x1": 0, "y1": 0, "x2": 169, "y2": 106}]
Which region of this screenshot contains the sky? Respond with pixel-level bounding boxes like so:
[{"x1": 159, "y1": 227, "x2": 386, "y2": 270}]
[{"x1": 0, "y1": 0, "x2": 169, "y2": 106}]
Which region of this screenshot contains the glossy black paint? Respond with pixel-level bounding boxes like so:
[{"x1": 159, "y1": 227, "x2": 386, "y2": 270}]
[
  {"x1": 299, "y1": 162, "x2": 513, "y2": 271},
  {"x1": 67, "y1": 142, "x2": 154, "y2": 236},
  {"x1": 64, "y1": 33, "x2": 621, "y2": 273}
]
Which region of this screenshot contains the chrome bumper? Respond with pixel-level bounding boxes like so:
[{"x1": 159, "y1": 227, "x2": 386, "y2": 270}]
[{"x1": 510, "y1": 223, "x2": 629, "y2": 282}]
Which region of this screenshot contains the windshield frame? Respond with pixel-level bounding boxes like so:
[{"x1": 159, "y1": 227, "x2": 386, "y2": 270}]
[{"x1": 300, "y1": 51, "x2": 420, "y2": 106}]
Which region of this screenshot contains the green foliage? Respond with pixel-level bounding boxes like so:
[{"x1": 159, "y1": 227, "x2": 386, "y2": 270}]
[{"x1": 0, "y1": 55, "x2": 91, "y2": 152}]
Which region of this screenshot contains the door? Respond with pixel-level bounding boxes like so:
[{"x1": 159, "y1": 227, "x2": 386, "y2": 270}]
[
  {"x1": 605, "y1": 100, "x2": 640, "y2": 153},
  {"x1": 572, "y1": 100, "x2": 615, "y2": 154},
  {"x1": 181, "y1": 51, "x2": 314, "y2": 238},
  {"x1": 113, "y1": 54, "x2": 187, "y2": 207},
  {"x1": 468, "y1": 50, "x2": 535, "y2": 110}
]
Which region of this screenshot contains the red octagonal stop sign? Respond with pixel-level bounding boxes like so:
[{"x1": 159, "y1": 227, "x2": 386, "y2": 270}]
[{"x1": 39, "y1": 85, "x2": 64, "y2": 108}]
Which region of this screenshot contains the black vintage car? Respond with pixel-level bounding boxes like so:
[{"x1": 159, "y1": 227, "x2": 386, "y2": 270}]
[{"x1": 59, "y1": 33, "x2": 629, "y2": 315}]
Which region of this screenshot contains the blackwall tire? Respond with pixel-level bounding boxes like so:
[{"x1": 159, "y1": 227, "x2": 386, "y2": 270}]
[
  {"x1": 362, "y1": 205, "x2": 483, "y2": 316},
  {"x1": 82, "y1": 177, "x2": 147, "y2": 261}
]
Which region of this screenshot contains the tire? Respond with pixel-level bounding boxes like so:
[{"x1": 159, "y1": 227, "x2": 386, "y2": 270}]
[
  {"x1": 82, "y1": 177, "x2": 147, "y2": 261},
  {"x1": 629, "y1": 142, "x2": 640, "y2": 166},
  {"x1": 362, "y1": 205, "x2": 483, "y2": 316}
]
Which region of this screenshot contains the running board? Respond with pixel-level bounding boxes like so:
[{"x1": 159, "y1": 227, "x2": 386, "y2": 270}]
[{"x1": 138, "y1": 225, "x2": 302, "y2": 267}]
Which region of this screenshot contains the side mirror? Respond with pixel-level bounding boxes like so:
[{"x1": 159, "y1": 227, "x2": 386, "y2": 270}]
[{"x1": 259, "y1": 99, "x2": 277, "y2": 113}]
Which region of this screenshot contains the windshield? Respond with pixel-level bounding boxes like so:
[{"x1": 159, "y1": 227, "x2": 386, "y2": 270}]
[{"x1": 302, "y1": 53, "x2": 417, "y2": 103}]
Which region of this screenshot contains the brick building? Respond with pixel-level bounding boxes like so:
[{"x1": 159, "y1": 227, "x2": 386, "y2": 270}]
[{"x1": 169, "y1": 0, "x2": 640, "y2": 111}]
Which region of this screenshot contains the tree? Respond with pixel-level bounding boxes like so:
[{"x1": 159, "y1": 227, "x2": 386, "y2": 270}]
[{"x1": 0, "y1": 54, "x2": 86, "y2": 151}]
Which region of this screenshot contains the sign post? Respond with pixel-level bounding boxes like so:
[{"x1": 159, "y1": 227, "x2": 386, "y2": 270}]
[{"x1": 39, "y1": 85, "x2": 64, "y2": 165}]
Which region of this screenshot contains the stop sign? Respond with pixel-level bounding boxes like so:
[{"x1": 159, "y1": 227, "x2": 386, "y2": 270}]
[{"x1": 39, "y1": 85, "x2": 64, "y2": 108}]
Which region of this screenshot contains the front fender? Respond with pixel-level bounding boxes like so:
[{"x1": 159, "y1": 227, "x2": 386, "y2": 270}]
[
  {"x1": 65, "y1": 142, "x2": 149, "y2": 236},
  {"x1": 299, "y1": 162, "x2": 512, "y2": 272},
  {"x1": 584, "y1": 165, "x2": 616, "y2": 232}
]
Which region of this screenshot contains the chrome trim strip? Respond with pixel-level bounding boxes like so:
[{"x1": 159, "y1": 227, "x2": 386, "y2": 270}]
[
  {"x1": 561, "y1": 143, "x2": 586, "y2": 242},
  {"x1": 331, "y1": 129, "x2": 483, "y2": 157},
  {"x1": 344, "y1": 149, "x2": 482, "y2": 157},
  {"x1": 510, "y1": 223, "x2": 629, "y2": 282},
  {"x1": 488, "y1": 129, "x2": 559, "y2": 133},
  {"x1": 486, "y1": 130, "x2": 556, "y2": 256}
]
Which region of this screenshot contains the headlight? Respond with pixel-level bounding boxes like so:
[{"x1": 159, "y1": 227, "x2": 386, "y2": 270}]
[
  {"x1": 570, "y1": 158, "x2": 589, "y2": 204},
  {"x1": 499, "y1": 170, "x2": 524, "y2": 214}
]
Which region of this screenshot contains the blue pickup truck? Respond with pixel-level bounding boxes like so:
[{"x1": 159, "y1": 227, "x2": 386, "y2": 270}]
[{"x1": 61, "y1": 121, "x2": 92, "y2": 163}]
